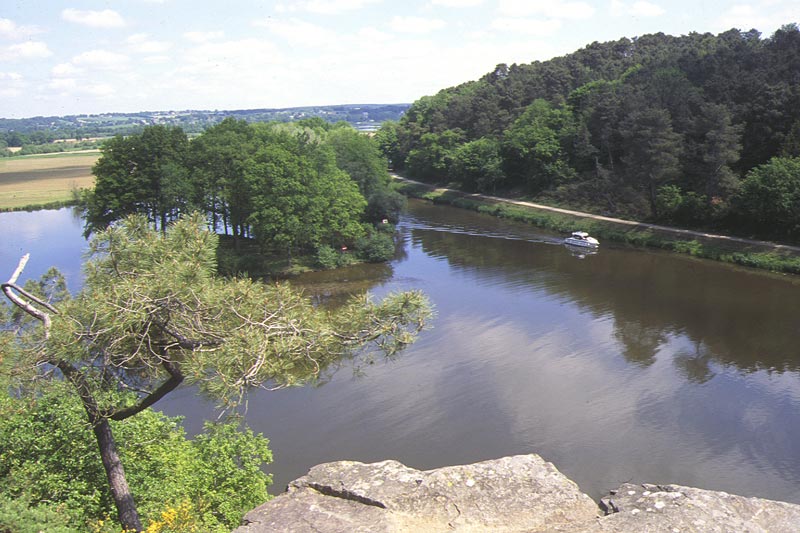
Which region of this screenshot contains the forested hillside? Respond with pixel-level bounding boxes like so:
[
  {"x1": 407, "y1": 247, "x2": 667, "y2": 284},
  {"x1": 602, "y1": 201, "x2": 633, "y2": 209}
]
[{"x1": 382, "y1": 25, "x2": 800, "y2": 241}]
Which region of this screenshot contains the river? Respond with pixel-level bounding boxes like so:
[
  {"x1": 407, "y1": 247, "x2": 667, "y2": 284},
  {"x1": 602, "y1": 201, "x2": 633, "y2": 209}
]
[{"x1": 3, "y1": 201, "x2": 800, "y2": 504}]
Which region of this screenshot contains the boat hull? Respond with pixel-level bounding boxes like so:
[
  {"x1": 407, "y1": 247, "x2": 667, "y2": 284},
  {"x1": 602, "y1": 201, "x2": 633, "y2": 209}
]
[{"x1": 565, "y1": 238, "x2": 599, "y2": 248}]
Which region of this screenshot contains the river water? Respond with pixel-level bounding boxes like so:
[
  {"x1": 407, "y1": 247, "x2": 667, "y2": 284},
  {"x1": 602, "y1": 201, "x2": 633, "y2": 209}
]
[{"x1": 3, "y1": 201, "x2": 800, "y2": 503}]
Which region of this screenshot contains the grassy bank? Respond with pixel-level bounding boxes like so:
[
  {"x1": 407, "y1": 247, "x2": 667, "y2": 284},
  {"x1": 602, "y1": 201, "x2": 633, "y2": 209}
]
[
  {"x1": 0, "y1": 152, "x2": 99, "y2": 211},
  {"x1": 394, "y1": 180, "x2": 800, "y2": 276}
]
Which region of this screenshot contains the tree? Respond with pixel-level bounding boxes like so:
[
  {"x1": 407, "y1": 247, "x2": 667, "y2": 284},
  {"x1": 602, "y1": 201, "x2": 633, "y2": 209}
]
[
  {"x1": 692, "y1": 103, "x2": 743, "y2": 206},
  {"x1": 327, "y1": 126, "x2": 390, "y2": 199},
  {"x1": 327, "y1": 126, "x2": 406, "y2": 223},
  {"x1": 502, "y1": 99, "x2": 576, "y2": 193},
  {"x1": 188, "y1": 118, "x2": 256, "y2": 246},
  {"x1": 450, "y1": 137, "x2": 505, "y2": 193},
  {"x1": 405, "y1": 129, "x2": 464, "y2": 182},
  {"x1": 1, "y1": 214, "x2": 432, "y2": 531},
  {"x1": 85, "y1": 126, "x2": 191, "y2": 234},
  {"x1": 374, "y1": 120, "x2": 402, "y2": 169},
  {"x1": 733, "y1": 156, "x2": 800, "y2": 238},
  {"x1": 620, "y1": 107, "x2": 684, "y2": 216},
  {"x1": 245, "y1": 126, "x2": 368, "y2": 258}
]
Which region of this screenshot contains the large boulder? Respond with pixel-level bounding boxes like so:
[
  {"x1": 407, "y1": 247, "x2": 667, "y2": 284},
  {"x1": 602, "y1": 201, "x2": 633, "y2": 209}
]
[
  {"x1": 235, "y1": 454, "x2": 599, "y2": 532},
  {"x1": 234, "y1": 454, "x2": 800, "y2": 532}
]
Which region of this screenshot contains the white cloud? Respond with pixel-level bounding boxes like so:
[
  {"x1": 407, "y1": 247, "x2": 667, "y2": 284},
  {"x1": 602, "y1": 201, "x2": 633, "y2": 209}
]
[
  {"x1": 497, "y1": 0, "x2": 595, "y2": 19},
  {"x1": 1, "y1": 41, "x2": 52, "y2": 61},
  {"x1": 142, "y1": 55, "x2": 171, "y2": 64},
  {"x1": 0, "y1": 18, "x2": 42, "y2": 40},
  {"x1": 61, "y1": 9, "x2": 126, "y2": 28},
  {"x1": 276, "y1": 0, "x2": 382, "y2": 14},
  {"x1": 85, "y1": 83, "x2": 116, "y2": 97},
  {"x1": 356, "y1": 27, "x2": 393, "y2": 41},
  {"x1": 490, "y1": 17, "x2": 562, "y2": 35},
  {"x1": 630, "y1": 1, "x2": 665, "y2": 17},
  {"x1": 156, "y1": 38, "x2": 288, "y2": 111},
  {"x1": 0, "y1": 71, "x2": 22, "y2": 81},
  {"x1": 72, "y1": 49, "x2": 130, "y2": 70},
  {"x1": 0, "y1": 71, "x2": 24, "y2": 97},
  {"x1": 255, "y1": 18, "x2": 339, "y2": 47},
  {"x1": 51, "y1": 62, "x2": 81, "y2": 77},
  {"x1": 714, "y1": 3, "x2": 791, "y2": 33},
  {"x1": 390, "y1": 16, "x2": 447, "y2": 33},
  {"x1": 127, "y1": 33, "x2": 172, "y2": 54},
  {"x1": 182, "y1": 38, "x2": 283, "y2": 72},
  {"x1": 49, "y1": 78, "x2": 78, "y2": 91},
  {"x1": 430, "y1": 0, "x2": 484, "y2": 6},
  {"x1": 183, "y1": 31, "x2": 224, "y2": 43}
]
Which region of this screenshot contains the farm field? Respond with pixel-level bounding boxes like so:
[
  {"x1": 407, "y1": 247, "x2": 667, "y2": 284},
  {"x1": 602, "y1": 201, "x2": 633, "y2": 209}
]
[{"x1": 0, "y1": 151, "x2": 99, "y2": 210}]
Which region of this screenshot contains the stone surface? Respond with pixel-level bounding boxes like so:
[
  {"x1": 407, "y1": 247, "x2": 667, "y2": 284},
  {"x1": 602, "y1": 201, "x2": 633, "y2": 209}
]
[
  {"x1": 587, "y1": 482, "x2": 800, "y2": 533},
  {"x1": 234, "y1": 455, "x2": 800, "y2": 533},
  {"x1": 234, "y1": 454, "x2": 599, "y2": 532}
]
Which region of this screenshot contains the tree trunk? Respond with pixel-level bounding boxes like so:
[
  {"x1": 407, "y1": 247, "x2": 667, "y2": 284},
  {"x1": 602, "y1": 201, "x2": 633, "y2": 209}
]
[
  {"x1": 57, "y1": 359, "x2": 144, "y2": 532},
  {"x1": 92, "y1": 417, "x2": 143, "y2": 532},
  {"x1": 5, "y1": 256, "x2": 143, "y2": 530}
]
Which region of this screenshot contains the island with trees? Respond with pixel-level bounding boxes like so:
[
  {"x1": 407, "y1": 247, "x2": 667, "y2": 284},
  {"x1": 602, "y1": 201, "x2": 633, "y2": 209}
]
[{"x1": 82, "y1": 118, "x2": 407, "y2": 274}]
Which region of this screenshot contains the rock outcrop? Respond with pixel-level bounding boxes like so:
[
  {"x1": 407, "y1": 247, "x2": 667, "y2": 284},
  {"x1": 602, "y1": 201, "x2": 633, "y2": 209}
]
[{"x1": 234, "y1": 454, "x2": 800, "y2": 533}]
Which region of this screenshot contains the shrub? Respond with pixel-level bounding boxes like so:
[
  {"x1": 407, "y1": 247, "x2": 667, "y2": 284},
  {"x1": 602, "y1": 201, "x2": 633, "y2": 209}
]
[
  {"x1": 315, "y1": 245, "x2": 356, "y2": 269},
  {"x1": 356, "y1": 232, "x2": 396, "y2": 262},
  {"x1": 0, "y1": 388, "x2": 272, "y2": 532}
]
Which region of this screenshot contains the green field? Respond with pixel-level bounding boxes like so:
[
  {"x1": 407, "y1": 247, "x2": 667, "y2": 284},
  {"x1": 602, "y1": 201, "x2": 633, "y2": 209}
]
[{"x1": 0, "y1": 151, "x2": 99, "y2": 210}]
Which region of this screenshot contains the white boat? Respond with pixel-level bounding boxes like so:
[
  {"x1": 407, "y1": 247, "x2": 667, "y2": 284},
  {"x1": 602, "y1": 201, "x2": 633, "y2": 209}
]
[{"x1": 564, "y1": 231, "x2": 599, "y2": 248}]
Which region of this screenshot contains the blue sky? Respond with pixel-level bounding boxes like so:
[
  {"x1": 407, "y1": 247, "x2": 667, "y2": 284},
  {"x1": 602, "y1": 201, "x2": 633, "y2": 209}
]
[{"x1": 0, "y1": 0, "x2": 796, "y2": 118}]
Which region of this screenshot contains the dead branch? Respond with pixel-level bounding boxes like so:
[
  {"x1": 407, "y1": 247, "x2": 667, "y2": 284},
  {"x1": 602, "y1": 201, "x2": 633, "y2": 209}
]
[{"x1": 2, "y1": 254, "x2": 58, "y2": 338}]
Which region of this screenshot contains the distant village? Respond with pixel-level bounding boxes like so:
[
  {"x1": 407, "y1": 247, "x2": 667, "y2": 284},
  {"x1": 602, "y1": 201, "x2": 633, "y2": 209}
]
[{"x1": 0, "y1": 103, "x2": 409, "y2": 142}]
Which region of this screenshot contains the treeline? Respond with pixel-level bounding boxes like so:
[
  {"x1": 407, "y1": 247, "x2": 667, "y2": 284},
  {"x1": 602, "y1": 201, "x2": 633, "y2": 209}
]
[
  {"x1": 82, "y1": 118, "x2": 405, "y2": 265},
  {"x1": 0, "y1": 104, "x2": 409, "y2": 146},
  {"x1": 1, "y1": 139, "x2": 102, "y2": 157},
  {"x1": 0, "y1": 129, "x2": 103, "y2": 157},
  {"x1": 0, "y1": 129, "x2": 63, "y2": 147},
  {"x1": 381, "y1": 24, "x2": 800, "y2": 241}
]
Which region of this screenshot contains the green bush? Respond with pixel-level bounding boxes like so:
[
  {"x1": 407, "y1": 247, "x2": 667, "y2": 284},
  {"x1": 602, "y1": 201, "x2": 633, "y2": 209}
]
[
  {"x1": 356, "y1": 232, "x2": 396, "y2": 262},
  {"x1": 0, "y1": 494, "x2": 76, "y2": 533},
  {"x1": 672, "y1": 240, "x2": 704, "y2": 256},
  {"x1": 315, "y1": 245, "x2": 356, "y2": 269},
  {"x1": 0, "y1": 387, "x2": 272, "y2": 532}
]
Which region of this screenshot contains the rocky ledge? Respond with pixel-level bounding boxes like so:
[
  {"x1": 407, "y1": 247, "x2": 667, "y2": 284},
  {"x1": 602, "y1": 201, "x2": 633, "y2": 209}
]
[{"x1": 234, "y1": 454, "x2": 800, "y2": 532}]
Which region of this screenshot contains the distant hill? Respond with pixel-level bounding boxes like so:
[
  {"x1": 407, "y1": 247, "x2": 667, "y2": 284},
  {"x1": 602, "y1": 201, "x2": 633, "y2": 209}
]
[{"x1": 0, "y1": 103, "x2": 410, "y2": 143}]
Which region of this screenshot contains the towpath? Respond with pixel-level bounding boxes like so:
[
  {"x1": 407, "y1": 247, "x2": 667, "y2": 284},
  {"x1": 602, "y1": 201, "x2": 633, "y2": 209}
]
[{"x1": 392, "y1": 173, "x2": 800, "y2": 256}]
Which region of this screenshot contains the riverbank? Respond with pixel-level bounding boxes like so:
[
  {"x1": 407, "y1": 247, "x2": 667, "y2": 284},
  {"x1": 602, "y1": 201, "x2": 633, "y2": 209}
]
[{"x1": 392, "y1": 174, "x2": 800, "y2": 275}]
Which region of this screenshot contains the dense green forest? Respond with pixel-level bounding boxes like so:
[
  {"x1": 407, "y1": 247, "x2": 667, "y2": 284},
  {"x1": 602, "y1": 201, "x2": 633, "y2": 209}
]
[
  {"x1": 381, "y1": 25, "x2": 800, "y2": 241},
  {"x1": 83, "y1": 119, "x2": 405, "y2": 270}
]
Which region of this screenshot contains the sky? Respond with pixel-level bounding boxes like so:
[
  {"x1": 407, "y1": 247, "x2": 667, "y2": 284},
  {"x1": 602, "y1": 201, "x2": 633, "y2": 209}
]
[{"x1": 0, "y1": 0, "x2": 797, "y2": 119}]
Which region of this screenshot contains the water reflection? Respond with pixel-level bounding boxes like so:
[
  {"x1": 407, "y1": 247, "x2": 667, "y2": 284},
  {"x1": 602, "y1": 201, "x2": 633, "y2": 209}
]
[
  {"x1": 403, "y1": 201, "x2": 800, "y2": 374},
  {"x1": 0, "y1": 208, "x2": 87, "y2": 289},
  {"x1": 3, "y1": 203, "x2": 800, "y2": 507},
  {"x1": 290, "y1": 262, "x2": 394, "y2": 307}
]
